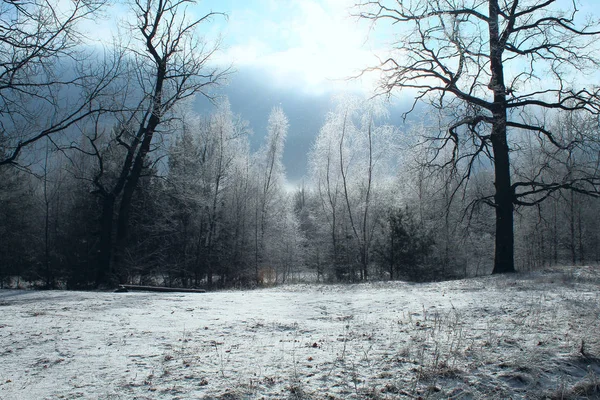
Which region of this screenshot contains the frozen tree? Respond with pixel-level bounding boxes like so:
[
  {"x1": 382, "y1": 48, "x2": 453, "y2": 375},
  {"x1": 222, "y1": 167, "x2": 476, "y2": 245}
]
[
  {"x1": 513, "y1": 110, "x2": 600, "y2": 267},
  {"x1": 159, "y1": 100, "x2": 251, "y2": 286},
  {"x1": 253, "y1": 106, "x2": 289, "y2": 283},
  {"x1": 164, "y1": 111, "x2": 206, "y2": 284},
  {"x1": 219, "y1": 126, "x2": 254, "y2": 284},
  {"x1": 308, "y1": 112, "x2": 344, "y2": 279},
  {"x1": 309, "y1": 97, "x2": 397, "y2": 280},
  {"x1": 197, "y1": 101, "x2": 250, "y2": 286},
  {"x1": 358, "y1": 0, "x2": 600, "y2": 273}
]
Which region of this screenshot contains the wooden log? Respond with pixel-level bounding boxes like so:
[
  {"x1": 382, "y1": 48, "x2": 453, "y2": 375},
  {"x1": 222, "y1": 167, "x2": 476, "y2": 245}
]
[{"x1": 119, "y1": 285, "x2": 206, "y2": 293}]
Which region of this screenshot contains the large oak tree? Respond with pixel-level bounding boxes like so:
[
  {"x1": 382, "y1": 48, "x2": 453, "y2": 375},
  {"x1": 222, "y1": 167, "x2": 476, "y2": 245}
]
[{"x1": 359, "y1": 0, "x2": 600, "y2": 273}]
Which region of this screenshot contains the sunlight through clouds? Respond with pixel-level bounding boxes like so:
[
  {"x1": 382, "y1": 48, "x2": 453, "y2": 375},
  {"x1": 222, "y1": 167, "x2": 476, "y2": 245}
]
[
  {"x1": 79, "y1": 0, "x2": 385, "y2": 95},
  {"x1": 217, "y1": 0, "x2": 381, "y2": 95}
]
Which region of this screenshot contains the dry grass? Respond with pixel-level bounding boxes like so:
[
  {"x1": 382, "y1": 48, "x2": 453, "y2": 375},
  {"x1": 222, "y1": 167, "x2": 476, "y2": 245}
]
[{"x1": 1, "y1": 266, "x2": 599, "y2": 399}]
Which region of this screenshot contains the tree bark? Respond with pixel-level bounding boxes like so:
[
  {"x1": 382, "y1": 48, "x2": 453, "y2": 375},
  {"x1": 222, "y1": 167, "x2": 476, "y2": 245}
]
[
  {"x1": 113, "y1": 127, "x2": 156, "y2": 280},
  {"x1": 113, "y1": 59, "x2": 165, "y2": 280},
  {"x1": 489, "y1": 0, "x2": 515, "y2": 274},
  {"x1": 491, "y1": 128, "x2": 515, "y2": 273}
]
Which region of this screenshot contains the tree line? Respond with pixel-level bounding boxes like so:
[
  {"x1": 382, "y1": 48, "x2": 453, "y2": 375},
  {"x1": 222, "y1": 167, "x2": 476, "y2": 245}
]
[{"x1": 2, "y1": 95, "x2": 599, "y2": 288}]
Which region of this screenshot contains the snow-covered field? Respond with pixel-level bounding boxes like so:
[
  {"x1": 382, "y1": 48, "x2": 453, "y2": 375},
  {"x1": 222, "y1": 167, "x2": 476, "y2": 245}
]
[{"x1": 1, "y1": 268, "x2": 599, "y2": 399}]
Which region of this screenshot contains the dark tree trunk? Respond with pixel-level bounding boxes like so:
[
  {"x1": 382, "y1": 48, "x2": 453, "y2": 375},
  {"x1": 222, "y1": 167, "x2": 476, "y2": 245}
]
[
  {"x1": 491, "y1": 129, "x2": 515, "y2": 273},
  {"x1": 489, "y1": 0, "x2": 515, "y2": 274},
  {"x1": 112, "y1": 61, "x2": 165, "y2": 281},
  {"x1": 113, "y1": 128, "x2": 155, "y2": 281},
  {"x1": 553, "y1": 200, "x2": 558, "y2": 265},
  {"x1": 569, "y1": 190, "x2": 576, "y2": 265},
  {"x1": 120, "y1": 284, "x2": 205, "y2": 293}
]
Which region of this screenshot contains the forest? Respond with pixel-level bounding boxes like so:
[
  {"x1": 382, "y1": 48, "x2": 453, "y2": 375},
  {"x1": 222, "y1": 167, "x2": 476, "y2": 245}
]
[{"x1": 1, "y1": 0, "x2": 600, "y2": 290}]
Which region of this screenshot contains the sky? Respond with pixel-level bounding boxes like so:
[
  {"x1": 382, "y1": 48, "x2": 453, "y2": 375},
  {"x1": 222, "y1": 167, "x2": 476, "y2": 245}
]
[
  {"x1": 200, "y1": 0, "x2": 383, "y2": 95},
  {"x1": 82, "y1": 0, "x2": 400, "y2": 183},
  {"x1": 86, "y1": 0, "x2": 600, "y2": 184},
  {"x1": 186, "y1": 0, "x2": 398, "y2": 183}
]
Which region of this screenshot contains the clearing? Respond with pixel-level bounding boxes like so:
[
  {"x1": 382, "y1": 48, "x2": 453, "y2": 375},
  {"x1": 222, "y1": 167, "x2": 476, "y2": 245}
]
[{"x1": 1, "y1": 267, "x2": 599, "y2": 399}]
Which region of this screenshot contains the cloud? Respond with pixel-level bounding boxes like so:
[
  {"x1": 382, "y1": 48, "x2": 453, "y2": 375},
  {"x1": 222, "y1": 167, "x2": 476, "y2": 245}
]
[
  {"x1": 76, "y1": 0, "x2": 387, "y2": 95},
  {"x1": 216, "y1": 0, "x2": 382, "y2": 95}
]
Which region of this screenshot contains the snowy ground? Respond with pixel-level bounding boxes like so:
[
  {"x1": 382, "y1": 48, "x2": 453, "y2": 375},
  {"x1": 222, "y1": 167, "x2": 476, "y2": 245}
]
[{"x1": 1, "y1": 267, "x2": 599, "y2": 399}]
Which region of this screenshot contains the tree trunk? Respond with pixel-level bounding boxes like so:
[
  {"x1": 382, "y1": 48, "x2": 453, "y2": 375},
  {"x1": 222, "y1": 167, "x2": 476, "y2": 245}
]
[
  {"x1": 389, "y1": 232, "x2": 394, "y2": 280},
  {"x1": 254, "y1": 206, "x2": 260, "y2": 284},
  {"x1": 489, "y1": 0, "x2": 515, "y2": 274},
  {"x1": 491, "y1": 126, "x2": 515, "y2": 273},
  {"x1": 113, "y1": 130, "x2": 154, "y2": 282},
  {"x1": 120, "y1": 284, "x2": 205, "y2": 293},
  {"x1": 552, "y1": 199, "x2": 558, "y2": 265},
  {"x1": 577, "y1": 202, "x2": 584, "y2": 264},
  {"x1": 43, "y1": 142, "x2": 52, "y2": 289},
  {"x1": 113, "y1": 62, "x2": 165, "y2": 280},
  {"x1": 205, "y1": 172, "x2": 222, "y2": 289}
]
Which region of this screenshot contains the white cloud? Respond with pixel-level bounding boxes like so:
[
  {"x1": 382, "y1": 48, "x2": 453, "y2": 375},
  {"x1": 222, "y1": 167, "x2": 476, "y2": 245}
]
[
  {"x1": 218, "y1": 0, "x2": 382, "y2": 95},
  {"x1": 76, "y1": 0, "x2": 386, "y2": 95}
]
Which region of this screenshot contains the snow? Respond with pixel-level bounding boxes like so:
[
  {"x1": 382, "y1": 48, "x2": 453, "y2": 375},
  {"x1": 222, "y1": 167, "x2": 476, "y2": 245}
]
[{"x1": 1, "y1": 267, "x2": 599, "y2": 399}]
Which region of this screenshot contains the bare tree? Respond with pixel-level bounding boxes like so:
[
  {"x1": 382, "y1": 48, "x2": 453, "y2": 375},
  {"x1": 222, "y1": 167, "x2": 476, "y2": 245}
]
[
  {"x1": 309, "y1": 107, "x2": 345, "y2": 279},
  {"x1": 308, "y1": 97, "x2": 395, "y2": 281},
  {"x1": 253, "y1": 106, "x2": 288, "y2": 284},
  {"x1": 0, "y1": 0, "x2": 115, "y2": 166},
  {"x1": 86, "y1": 0, "x2": 227, "y2": 285},
  {"x1": 358, "y1": 0, "x2": 600, "y2": 273}
]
